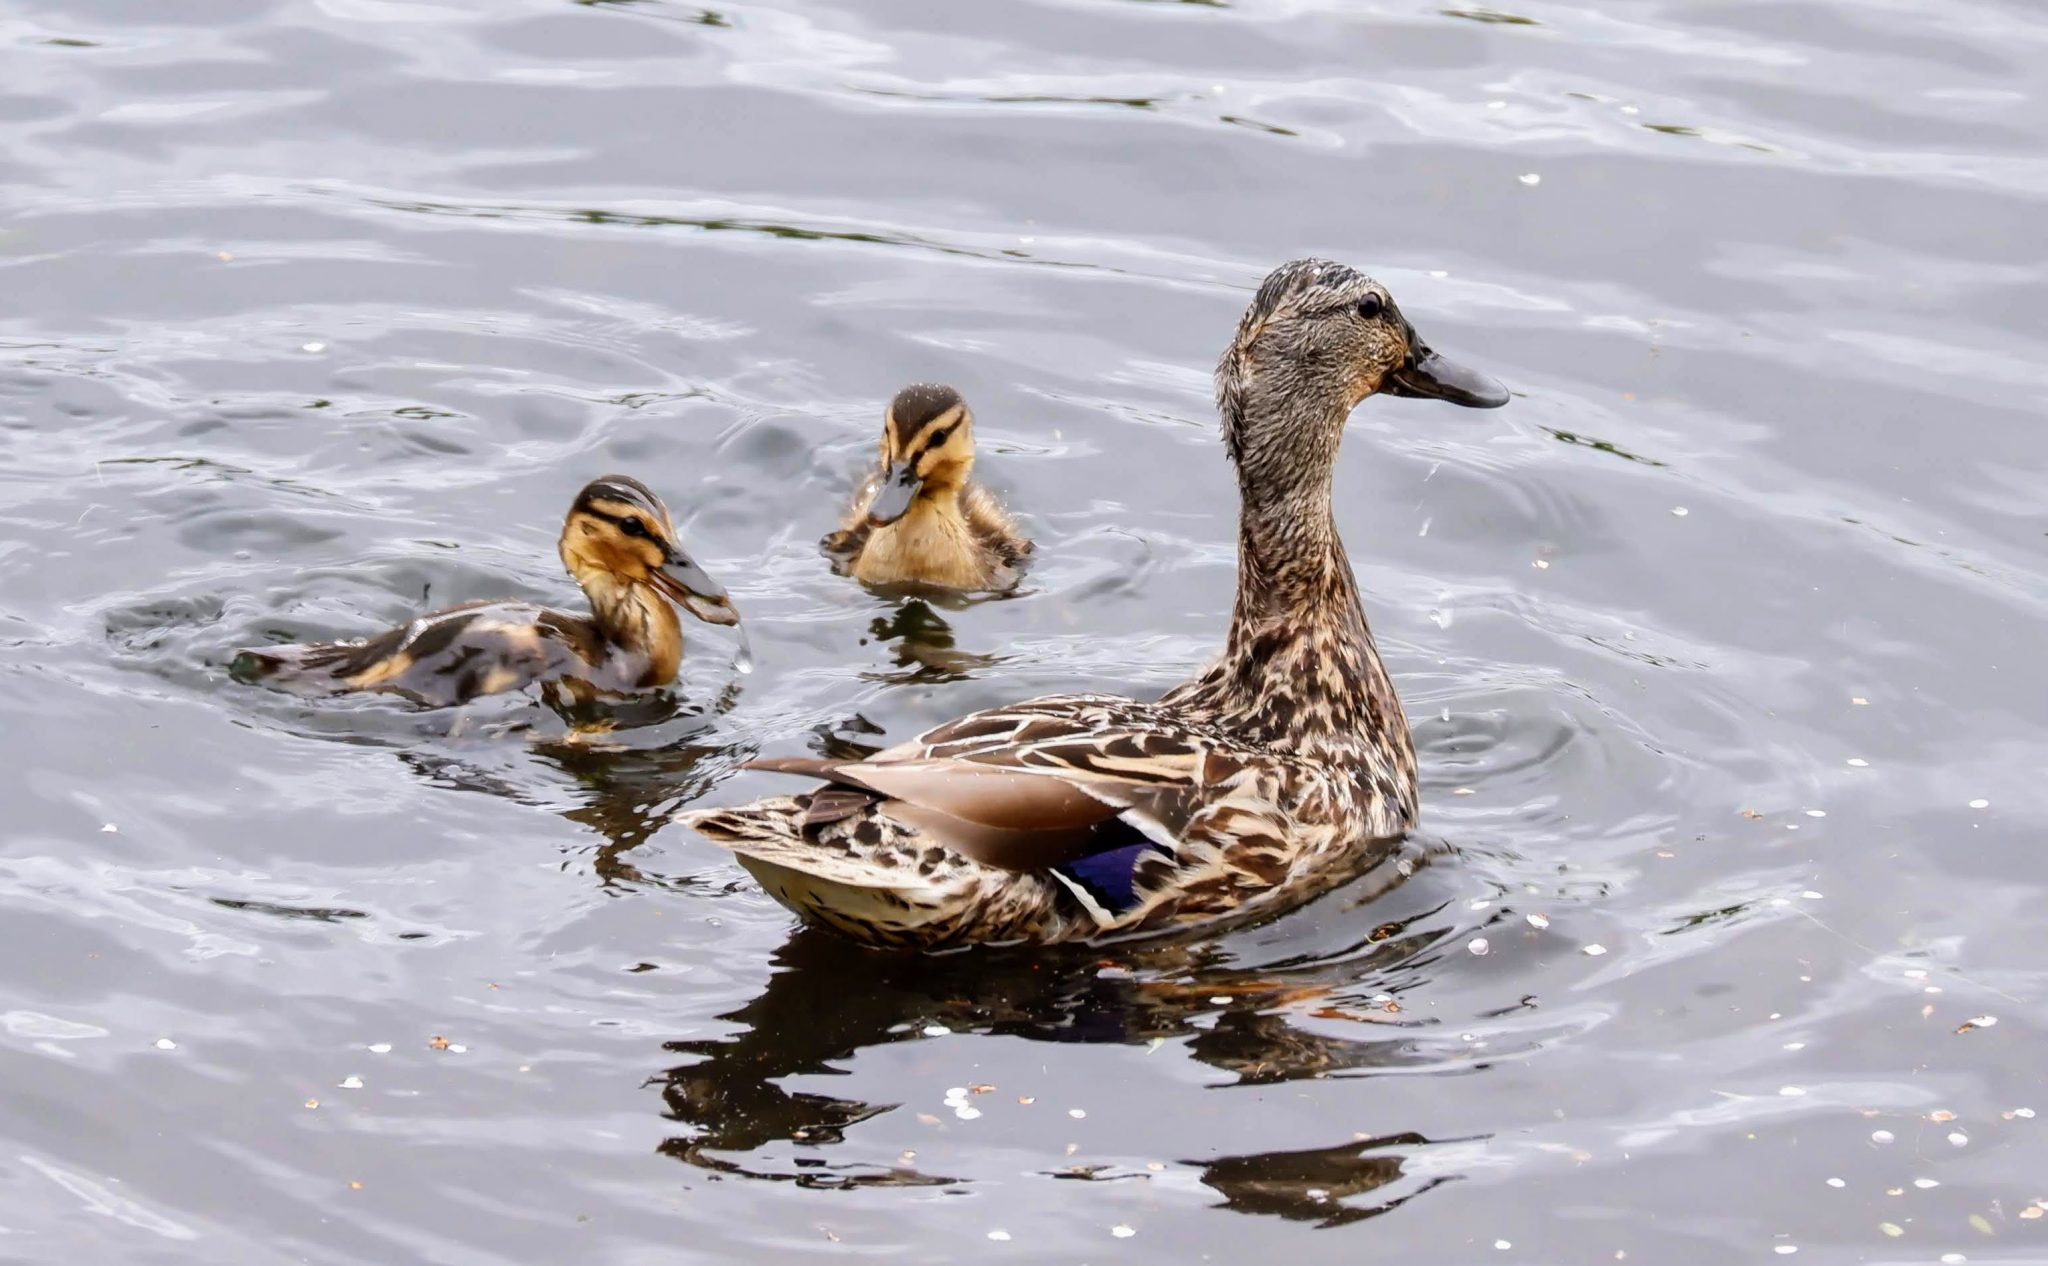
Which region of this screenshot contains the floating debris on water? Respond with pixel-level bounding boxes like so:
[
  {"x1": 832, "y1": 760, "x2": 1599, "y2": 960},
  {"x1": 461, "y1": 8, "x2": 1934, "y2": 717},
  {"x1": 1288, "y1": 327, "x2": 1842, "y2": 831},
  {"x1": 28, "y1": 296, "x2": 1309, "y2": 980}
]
[
  {"x1": 1468, "y1": 937, "x2": 1491, "y2": 956},
  {"x1": 1914, "y1": 1178, "x2": 1940, "y2": 1189},
  {"x1": 921, "y1": 1025, "x2": 950, "y2": 1037},
  {"x1": 368, "y1": 1043, "x2": 391, "y2": 1054},
  {"x1": 339, "y1": 1075, "x2": 363, "y2": 1089},
  {"x1": 302, "y1": 341, "x2": 326, "y2": 353},
  {"x1": 1584, "y1": 944, "x2": 1608, "y2": 956},
  {"x1": 1495, "y1": 1240, "x2": 1512, "y2": 1250},
  {"x1": 100, "y1": 823, "x2": 117, "y2": 833},
  {"x1": 1930, "y1": 1110, "x2": 1957, "y2": 1122},
  {"x1": 1872, "y1": 1129, "x2": 1895, "y2": 1144},
  {"x1": 1948, "y1": 1131, "x2": 1969, "y2": 1147},
  {"x1": 304, "y1": 1098, "x2": 319, "y2": 1109},
  {"x1": 1672, "y1": 507, "x2": 1688, "y2": 517},
  {"x1": 1852, "y1": 696, "x2": 1870, "y2": 705},
  {"x1": 987, "y1": 1230, "x2": 1011, "y2": 1242},
  {"x1": 2008, "y1": 1107, "x2": 2035, "y2": 1119},
  {"x1": 1956, "y1": 1015, "x2": 1997, "y2": 1033},
  {"x1": 1805, "y1": 809, "x2": 1826, "y2": 818},
  {"x1": 1774, "y1": 1247, "x2": 1797, "y2": 1256},
  {"x1": 1826, "y1": 1178, "x2": 1845, "y2": 1188},
  {"x1": 1069, "y1": 1108, "x2": 1087, "y2": 1119},
  {"x1": 1779, "y1": 1086, "x2": 1806, "y2": 1097},
  {"x1": 153, "y1": 1037, "x2": 176, "y2": 1050},
  {"x1": 1879, "y1": 1222, "x2": 1903, "y2": 1238},
  {"x1": 1527, "y1": 912, "x2": 1550, "y2": 929},
  {"x1": 1111, "y1": 1225, "x2": 1135, "y2": 1239},
  {"x1": 1847, "y1": 758, "x2": 1869, "y2": 767},
  {"x1": 1519, "y1": 172, "x2": 1542, "y2": 186},
  {"x1": 1968, "y1": 799, "x2": 1989, "y2": 809}
]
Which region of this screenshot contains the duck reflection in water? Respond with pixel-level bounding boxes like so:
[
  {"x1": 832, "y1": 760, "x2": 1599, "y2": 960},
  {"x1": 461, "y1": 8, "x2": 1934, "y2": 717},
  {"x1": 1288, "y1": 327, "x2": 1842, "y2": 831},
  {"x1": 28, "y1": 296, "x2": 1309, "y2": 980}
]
[
  {"x1": 393, "y1": 683, "x2": 748, "y2": 889},
  {"x1": 650, "y1": 859, "x2": 1487, "y2": 1221},
  {"x1": 861, "y1": 598, "x2": 1003, "y2": 684}
]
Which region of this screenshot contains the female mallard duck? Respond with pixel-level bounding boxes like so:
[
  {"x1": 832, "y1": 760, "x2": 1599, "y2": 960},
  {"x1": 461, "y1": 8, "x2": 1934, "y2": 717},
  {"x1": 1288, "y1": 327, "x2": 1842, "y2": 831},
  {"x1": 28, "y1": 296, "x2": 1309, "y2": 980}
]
[
  {"x1": 233, "y1": 475, "x2": 742, "y2": 707},
  {"x1": 820, "y1": 383, "x2": 1031, "y2": 591},
  {"x1": 680, "y1": 260, "x2": 1508, "y2": 949}
]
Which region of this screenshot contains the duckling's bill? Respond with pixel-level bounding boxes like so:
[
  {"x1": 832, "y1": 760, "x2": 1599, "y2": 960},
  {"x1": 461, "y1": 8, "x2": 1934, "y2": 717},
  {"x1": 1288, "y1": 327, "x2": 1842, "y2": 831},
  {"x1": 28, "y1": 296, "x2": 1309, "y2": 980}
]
[
  {"x1": 865, "y1": 461, "x2": 922, "y2": 527},
  {"x1": 651, "y1": 549, "x2": 742, "y2": 628}
]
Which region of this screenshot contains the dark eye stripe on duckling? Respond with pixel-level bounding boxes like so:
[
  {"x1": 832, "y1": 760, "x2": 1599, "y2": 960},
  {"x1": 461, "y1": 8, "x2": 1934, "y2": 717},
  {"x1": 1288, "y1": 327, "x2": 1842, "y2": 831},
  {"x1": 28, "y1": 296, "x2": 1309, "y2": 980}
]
[{"x1": 579, "y1": 501, "x2": 661, "y2": 539}]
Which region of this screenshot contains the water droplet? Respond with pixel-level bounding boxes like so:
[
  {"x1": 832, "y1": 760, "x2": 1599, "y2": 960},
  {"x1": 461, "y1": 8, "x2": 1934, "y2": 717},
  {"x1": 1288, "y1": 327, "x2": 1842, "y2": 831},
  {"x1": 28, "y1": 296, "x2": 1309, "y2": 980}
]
[{"x1": 731, "y1": 624, "x2": 756, "y2": 675}]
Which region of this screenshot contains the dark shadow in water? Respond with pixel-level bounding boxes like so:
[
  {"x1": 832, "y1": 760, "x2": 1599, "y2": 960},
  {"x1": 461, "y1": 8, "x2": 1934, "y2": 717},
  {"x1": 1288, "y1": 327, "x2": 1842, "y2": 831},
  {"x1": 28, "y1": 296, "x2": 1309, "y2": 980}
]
[
  {"x1": 1195, "y1": 1133, "x2": 1460, "y2": 1227},
  {"x1": 858, "y1": 599, "x2": 1002, "y2": 684},
  {"x1": 649, "y1": 859, "x2": 1485, "y2": 1219},
  {"x1": 569, "y1": 0, "x2": 731, "y2": 27}
]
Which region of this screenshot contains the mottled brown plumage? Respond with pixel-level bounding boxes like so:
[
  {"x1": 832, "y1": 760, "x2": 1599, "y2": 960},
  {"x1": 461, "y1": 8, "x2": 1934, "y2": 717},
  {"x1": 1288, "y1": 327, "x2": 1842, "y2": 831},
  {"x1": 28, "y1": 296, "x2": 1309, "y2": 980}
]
[
  {"x1": 821, "y1": 384, "x2": 1031, "y2": 591},
  {"x1": 232, "y1": 475, "x2": 742, "y2": 708},
  {"x1": 682, "y1": 260, "x2": 1508, "y2": 948}
]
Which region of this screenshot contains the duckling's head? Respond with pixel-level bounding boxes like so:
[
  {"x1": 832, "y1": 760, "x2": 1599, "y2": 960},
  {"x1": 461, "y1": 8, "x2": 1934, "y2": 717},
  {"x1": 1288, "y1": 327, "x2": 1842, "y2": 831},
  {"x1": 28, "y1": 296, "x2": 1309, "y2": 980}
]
[
  {"x1": 867, "y1": 383, "x2": 975, "y2": 527},
  {"x1": 1217, "y1": 258, "x2": 1507, "y2": 472},
  {"x1": 560, "y1": 475, "x2": 740, "y2": 627}
]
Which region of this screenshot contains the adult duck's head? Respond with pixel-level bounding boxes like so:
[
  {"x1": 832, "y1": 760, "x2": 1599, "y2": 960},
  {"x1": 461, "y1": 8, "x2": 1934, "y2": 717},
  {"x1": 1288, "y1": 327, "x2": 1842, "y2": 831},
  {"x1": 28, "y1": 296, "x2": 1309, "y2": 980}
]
[
  {"x1": 866, "y1": 383, "x2": 976, "y2": 527},
  {"x1": 1216, "y1": 259, "x2": 1507, "y2": 493},
  {"x1": 560, "y1": 474, "x2": 741, "y2": 629}
]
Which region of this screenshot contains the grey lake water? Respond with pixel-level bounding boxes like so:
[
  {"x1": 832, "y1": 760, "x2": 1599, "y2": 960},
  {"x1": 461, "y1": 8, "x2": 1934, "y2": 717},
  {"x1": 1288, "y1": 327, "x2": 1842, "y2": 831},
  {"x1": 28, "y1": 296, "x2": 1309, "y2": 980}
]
[{"x1": 3, "y1": 0, "x2": 2045, "y2": 1261}]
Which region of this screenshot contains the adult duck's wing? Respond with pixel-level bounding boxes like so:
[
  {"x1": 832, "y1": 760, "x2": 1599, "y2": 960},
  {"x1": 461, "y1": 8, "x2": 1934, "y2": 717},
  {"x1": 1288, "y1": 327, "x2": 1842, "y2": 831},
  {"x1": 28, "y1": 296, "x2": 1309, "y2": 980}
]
[{"x1": 744, "y1": 695, "x2": 1256, "y2": 896}]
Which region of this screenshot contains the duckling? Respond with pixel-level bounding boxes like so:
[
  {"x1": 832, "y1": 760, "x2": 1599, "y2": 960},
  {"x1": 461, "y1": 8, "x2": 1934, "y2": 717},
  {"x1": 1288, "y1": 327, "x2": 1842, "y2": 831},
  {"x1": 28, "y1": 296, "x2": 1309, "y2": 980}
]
[
  {"x1": 821, "y1": 384, "x2": 1031, "y2": 591},
  {"x1": 232, "y1": 475, "x2": 742, "y2": 708}
]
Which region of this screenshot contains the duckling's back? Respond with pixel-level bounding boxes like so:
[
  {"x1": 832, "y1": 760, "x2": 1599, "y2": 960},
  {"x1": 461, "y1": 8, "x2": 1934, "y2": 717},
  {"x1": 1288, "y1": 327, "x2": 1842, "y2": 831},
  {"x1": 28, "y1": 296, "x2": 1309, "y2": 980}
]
[{"x1": 233, "y1": 601, "x2": 598, "y2": 706}]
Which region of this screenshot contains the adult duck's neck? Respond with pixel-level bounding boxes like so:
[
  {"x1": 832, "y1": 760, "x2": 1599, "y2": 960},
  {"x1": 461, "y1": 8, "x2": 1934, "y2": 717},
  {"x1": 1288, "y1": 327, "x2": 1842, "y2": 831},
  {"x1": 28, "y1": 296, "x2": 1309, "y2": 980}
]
[{"x1": 1175, "y1": 386, "x2": 1413, "y2": 770}]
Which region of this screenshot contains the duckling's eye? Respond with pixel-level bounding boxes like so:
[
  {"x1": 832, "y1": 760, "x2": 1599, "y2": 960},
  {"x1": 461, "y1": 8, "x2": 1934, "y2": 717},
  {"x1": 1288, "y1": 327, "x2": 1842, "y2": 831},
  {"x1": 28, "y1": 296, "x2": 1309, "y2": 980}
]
[
  {"x1": 618, "y1": 517, "x2": 652, "y2": 539},
  {"x1": 1356, "y1": 294, "x2": 1385, "y2": 321},
  {"x1": 927, "y1": 427, "x2": 953, "y2": 448}
]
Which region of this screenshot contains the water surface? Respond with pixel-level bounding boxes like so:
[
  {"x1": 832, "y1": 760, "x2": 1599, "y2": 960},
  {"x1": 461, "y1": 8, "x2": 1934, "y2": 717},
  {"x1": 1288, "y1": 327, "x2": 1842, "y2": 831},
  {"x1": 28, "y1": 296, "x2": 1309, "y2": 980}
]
[{"x1": 4, "y1": 0, "x2": 2046, "y2": 1261}]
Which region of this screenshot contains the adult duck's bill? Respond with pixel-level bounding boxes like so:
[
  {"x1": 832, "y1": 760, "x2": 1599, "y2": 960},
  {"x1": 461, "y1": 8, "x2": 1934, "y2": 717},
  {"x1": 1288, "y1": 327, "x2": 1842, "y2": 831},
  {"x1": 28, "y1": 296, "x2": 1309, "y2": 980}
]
[
  {"x1": 866, "y1": 461, "x2": 922, "y2": 526},
  {"x1": 1383, "y1": 325, "x2": 1510, "y2": 408},
  {"x1": 653, "y1": 550, "x2": 742, "y2": 627}
]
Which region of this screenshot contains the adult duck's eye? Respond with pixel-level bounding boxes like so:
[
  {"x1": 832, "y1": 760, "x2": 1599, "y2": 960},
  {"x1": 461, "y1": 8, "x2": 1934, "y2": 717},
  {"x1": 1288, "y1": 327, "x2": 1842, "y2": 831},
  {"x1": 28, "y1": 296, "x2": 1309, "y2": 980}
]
[{"x1": 1356, "y1": 294, "x2": 1385, "y2": 320}]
